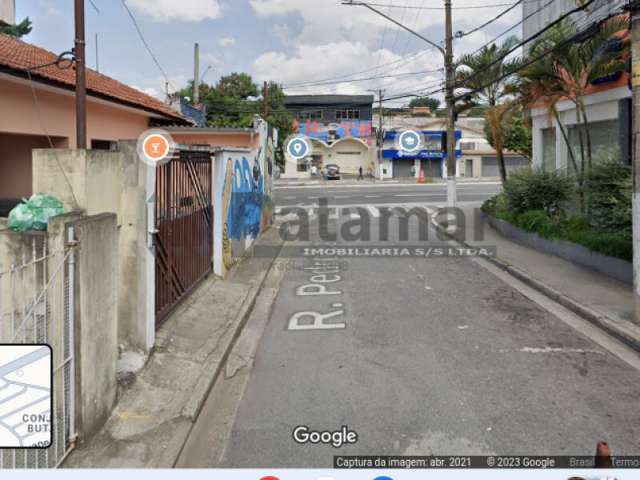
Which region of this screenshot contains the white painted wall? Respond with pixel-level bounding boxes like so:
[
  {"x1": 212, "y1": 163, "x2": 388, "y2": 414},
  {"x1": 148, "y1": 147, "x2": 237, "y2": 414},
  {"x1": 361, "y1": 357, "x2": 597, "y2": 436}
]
[
  {"x1": 0, "y1": 0, "x2": 15, "y2": 26},
  {"x1": 530, "y1": 86, "x2": 630, "y2": 170}
]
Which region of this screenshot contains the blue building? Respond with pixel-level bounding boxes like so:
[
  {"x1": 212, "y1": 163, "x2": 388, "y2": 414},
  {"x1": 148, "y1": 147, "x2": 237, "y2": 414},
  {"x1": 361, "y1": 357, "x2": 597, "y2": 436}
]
[{"x1": 381, "y1": 130, "x2": 462, "y2": 179}]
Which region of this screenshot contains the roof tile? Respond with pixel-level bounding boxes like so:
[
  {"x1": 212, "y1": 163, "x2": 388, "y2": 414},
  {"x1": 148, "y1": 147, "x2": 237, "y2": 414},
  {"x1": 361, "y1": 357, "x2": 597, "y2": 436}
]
[{"x1": 0, "y1": 33, "x2": 186, "y2": 122}]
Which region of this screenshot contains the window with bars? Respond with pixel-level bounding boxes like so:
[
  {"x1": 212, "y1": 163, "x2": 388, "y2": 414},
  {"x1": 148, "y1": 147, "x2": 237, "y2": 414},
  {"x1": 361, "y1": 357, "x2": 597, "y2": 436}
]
[{"x1": 335, "y1": 109, "x2": 360, "y2": 120}]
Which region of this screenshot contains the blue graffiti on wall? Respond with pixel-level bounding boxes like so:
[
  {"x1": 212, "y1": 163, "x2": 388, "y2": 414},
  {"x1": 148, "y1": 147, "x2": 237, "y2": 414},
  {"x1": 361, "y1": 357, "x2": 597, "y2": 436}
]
[{"x1": 227, "y1": 156, "x2": 264, "y2": 241}]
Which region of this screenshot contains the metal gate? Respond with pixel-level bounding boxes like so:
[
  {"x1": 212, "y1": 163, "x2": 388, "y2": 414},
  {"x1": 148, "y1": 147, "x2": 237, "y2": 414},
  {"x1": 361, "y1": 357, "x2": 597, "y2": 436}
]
[
  {"x1": 0, "y1": 233, "x2": 77, "y2": 468},
  {"x1": 154, "y1": 149, "x2": 213, "y2": 326}
]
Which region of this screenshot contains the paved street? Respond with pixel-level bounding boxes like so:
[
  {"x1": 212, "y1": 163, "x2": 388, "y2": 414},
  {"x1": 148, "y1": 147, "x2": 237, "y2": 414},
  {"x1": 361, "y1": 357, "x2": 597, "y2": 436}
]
[
  {"x1": 274, "y1": 182, "x2": 502, "y2": 207},
  {"x1": 178, "y1": 185, "x2": 640, "y2": 468}
]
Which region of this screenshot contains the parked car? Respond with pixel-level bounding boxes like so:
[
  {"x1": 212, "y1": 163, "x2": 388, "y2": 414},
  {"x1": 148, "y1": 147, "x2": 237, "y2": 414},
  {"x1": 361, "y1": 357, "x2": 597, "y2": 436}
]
[{"x1": 325, "y1": 164, "x2": 341, "y2": 180}]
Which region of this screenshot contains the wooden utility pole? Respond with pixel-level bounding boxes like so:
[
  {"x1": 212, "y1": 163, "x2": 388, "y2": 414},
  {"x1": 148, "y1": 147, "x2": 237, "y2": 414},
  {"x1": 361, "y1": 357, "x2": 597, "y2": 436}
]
[
  {"x1": 263, "y1": 81, "x2": 269, "y2": 118},
  {"x1": 632, "y1": 0, "x2": 640, "y2": 321},
  {"x1": 74, "y1": 0, "x2": 87, "y2": 149},
  {"x1": 444, "y1": 0, "x2": 457, "y2": 206}
]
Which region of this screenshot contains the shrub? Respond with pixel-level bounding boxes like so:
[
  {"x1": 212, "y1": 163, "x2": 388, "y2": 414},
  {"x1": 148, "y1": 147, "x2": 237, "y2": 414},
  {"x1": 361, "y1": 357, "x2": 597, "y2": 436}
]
[
  {"x1": 513, "y1": 210, "x2": 557, "y2": 237},
  {"x1": 584, "y1": 159, "x2": 632, "y2": 233},
  {"x1": 503, "y1": 168, "x2": 574, "y2": 216}
]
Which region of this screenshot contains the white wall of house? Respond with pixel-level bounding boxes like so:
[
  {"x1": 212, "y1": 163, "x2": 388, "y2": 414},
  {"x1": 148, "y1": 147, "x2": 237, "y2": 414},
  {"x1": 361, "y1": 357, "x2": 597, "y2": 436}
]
[
  {"x1": 530, "y1": 86, "x2": 630, "y2": 171},
  {"x1": 0, "y1": 0, "x2": 15, "y2": 26}
]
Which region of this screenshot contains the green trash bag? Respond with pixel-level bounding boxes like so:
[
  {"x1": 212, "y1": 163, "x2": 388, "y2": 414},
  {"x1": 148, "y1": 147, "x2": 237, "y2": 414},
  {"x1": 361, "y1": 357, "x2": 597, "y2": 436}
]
[
  {"x1": 7, "y1": 194, "x2": 64, "y2": 232},
  {"x1": 7, "y1": 202, "x2": 35, "y2": 232}
]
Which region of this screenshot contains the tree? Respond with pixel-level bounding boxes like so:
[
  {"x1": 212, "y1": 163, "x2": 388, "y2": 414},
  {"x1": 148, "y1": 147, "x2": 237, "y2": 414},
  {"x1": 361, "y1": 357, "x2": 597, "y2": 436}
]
[
  {"x1": 520, "y1": 16, "x2": 630, "y2": 211},
  {"x1": 484, "y1": 107, "x2": 532, "y2": 160},
  {"x1": 0, "y1": 17, "x2": 32, "y2": 38},
  {"x1": 456, "y1": 36, "x2": 522, "y2": 182},
  {"x1": 408, "y1": 96, "x2": 440, "y2": 111},
  {"x1": 180, "y1": 73, "x2": 293, "y2": 165}
]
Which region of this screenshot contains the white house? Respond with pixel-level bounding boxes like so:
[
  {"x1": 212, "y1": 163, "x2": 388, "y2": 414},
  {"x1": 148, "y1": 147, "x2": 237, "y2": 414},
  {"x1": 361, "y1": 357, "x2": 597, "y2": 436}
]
[{"x1": 524, "y1": 0, "x2": 631, "y2": 171}]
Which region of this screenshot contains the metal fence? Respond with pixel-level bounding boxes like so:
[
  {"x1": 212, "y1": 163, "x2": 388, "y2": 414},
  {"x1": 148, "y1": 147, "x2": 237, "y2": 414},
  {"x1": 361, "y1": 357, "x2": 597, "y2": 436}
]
[{"x1": 0, "y1": 231, "x2": 76, "y2": 468}]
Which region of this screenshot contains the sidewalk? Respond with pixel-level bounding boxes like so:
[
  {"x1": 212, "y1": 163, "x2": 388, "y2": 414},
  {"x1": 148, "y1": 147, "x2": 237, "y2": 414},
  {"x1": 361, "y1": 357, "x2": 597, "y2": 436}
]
[
  {"x1": 65, "y1": 227, "x2": 284, "y2": 468},
  {"x1": 435, "y1": 204, "x2": 640, "y2": 351}
]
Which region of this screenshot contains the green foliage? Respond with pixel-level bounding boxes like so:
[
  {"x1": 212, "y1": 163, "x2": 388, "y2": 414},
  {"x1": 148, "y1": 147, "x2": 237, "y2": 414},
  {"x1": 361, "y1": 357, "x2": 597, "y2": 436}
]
[
  {"x1": 584, "y1": 158, "x2": 632, "y2": 233},
  {"x1": 503, "y1": 168, "x2": 574, "y2": 216},
  {"x1": 0, "y1": 17, "x2": 32, "y2": 38},
  {"x1": 408, "y1": 96, "x2": 440, "y2": 111},
  {"x1": 485, "y1": 109, "x2": 532, "y2": 159},
  {"x1": 180, "y1": 73, "x2": 293, "y2": 161},
  {"x1": 482, "y1": 194, "x2": 632, "y2": 261}
]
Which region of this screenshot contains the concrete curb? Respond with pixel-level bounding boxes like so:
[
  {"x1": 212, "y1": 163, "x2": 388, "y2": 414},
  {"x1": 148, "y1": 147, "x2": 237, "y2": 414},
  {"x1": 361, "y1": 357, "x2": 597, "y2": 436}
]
[
  {"x1": 431, "y1": 217, "x2": 640, "y2": 354},
  {"x1": 171, "y1": 233, "x2": 285, "y2": 463}
]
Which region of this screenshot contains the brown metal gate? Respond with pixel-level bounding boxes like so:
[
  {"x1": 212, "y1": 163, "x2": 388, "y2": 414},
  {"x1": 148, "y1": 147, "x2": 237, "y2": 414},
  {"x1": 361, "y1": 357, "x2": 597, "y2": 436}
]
[{"x1": 154, "y1": 149, "x2": 213, "y2": 326}]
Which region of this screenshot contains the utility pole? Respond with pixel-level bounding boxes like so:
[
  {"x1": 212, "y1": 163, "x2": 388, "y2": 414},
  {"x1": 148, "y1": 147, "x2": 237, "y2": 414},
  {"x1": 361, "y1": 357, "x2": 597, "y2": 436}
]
[
  {"x1": 343, "y1": 0, "x2": 457, "y2": 205},
  {"x1": 375, "y1": 89, "x2": 385, "y2": 180},
  {"x1": 74, "y1": 0, "x2": 87, "y2": 149},
  {"x1": 95, "y1": 32, "x2": 99, "y2": 73},
  {"x1": 193, "y1": 43, "x2": 200, "y2": 104},
  {"x1": 444, "y1": 0, "x2": 457, "y2": 206},
  {"x1": 631, "y1": 0, "x2": 640, "y2": 322},
  {"x1": 263, "y1": 81, "x2": 269, "y2": 118}
]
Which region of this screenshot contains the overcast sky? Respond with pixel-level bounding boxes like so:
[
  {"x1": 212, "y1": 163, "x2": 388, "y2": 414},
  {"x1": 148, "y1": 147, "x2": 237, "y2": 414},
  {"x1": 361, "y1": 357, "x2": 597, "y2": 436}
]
[{"x1": 17, "y1": 0, "x2": 522, "y2": 106}]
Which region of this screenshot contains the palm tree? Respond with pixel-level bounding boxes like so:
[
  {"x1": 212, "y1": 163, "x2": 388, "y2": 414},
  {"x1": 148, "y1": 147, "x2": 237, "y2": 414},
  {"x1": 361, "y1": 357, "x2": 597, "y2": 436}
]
[
  {"x1": 523, "y1": 16, "x2": 629, "y2": 172},
  {"x1": 456, "y1": 36, "x2": 523, "y2": 183},
  {"x1": 520, "y1": 15, "x2": 629, "y2": 211}
]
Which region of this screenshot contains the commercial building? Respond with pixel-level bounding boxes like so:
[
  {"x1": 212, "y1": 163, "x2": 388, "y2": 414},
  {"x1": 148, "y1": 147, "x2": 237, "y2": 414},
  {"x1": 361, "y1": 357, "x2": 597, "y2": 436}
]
[
  {"x1": 376, "y1": 115, "x2": 528, "y2": 179},
  {"x1": 524, "y1": 0, "x2": 631, "y2": 170},
  {"x1": 282, "y1": 94, "x2": 377, "y2": 178}
]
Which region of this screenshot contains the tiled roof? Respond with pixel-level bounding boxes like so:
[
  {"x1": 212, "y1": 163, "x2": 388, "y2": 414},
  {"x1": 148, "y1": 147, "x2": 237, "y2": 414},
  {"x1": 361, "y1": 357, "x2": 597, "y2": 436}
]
[{"x1": 0, "y1": 33, "x2": 187, "y2": 122}]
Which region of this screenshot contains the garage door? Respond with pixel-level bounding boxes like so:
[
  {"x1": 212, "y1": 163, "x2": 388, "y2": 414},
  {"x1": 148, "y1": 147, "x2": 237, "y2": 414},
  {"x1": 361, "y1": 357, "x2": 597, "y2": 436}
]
[
  {"x1": 393, "y1": 159, "x2": 414, "y2": 178},
  {"x1": 422, "y1": 159, "x2": 443, "y2": 178},
  {"x1": 482, "y1": 156, "x2": 530, "y2": 177}
]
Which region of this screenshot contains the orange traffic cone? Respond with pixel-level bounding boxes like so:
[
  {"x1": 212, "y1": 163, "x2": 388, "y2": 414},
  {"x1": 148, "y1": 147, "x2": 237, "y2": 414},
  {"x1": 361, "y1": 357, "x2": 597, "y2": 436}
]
[{"x1": 595, "y1": 440, "x2": 612, "y2": 468}]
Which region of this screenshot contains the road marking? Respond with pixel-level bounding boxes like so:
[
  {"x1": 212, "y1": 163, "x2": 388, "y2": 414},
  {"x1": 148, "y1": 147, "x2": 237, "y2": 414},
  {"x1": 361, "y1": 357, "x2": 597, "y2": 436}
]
[
  {"x1": 366, "y1": 205, "x2": 380, "y2": 218},
  {"x1": 364, "y1": 195, "x2": 380, "y2": 198}
]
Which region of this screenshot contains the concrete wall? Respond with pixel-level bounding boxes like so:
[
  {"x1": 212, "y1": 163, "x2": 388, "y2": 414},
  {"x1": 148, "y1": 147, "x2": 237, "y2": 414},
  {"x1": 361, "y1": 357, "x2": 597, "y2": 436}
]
[
  {"x1": 71, "y1": 213, "x2": 119, "y2": 442},
  {"x1": 33, "y1": 146, "x2": 155, "y2": 352},
  {"x1": 213, "y1": 132, "x2": 276, "y2": 277},
  {"x1": 531, "y1": 86, "x2": 631, "y2": 169}
]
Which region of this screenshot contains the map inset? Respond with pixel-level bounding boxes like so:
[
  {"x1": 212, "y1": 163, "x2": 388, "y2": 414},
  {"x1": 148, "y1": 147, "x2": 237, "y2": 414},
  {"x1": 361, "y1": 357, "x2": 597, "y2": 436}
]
[{"x1": 0, "y1": 345, "x2": 52, "y2": 448}]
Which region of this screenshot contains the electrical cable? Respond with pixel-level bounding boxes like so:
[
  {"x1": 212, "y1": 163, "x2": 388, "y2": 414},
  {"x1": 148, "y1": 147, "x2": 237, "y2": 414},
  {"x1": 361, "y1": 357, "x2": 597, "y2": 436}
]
[
  {"x1": 455, "y1": 0, "x2": 598, "y2": 89},
  {"x1": 457, "y1": 0, "x2": 524, "y2": 38},
  {"x1": 120, "y1": 0, "x2": 175, "y2": 92}
]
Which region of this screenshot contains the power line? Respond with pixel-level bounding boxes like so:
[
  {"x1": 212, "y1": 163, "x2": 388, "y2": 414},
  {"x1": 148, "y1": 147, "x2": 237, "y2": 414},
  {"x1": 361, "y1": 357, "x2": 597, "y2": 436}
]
[
  {"x1": 457, "y1": 0, "x2": 524, "y2": 38},
  {"x1": 463, "y1": 0, "x2": 556, "y2": 57},
  {"x1": 454, "y1": 3, "x2": 629, "y2": 102},
  {"x1": 361, "y1": 2, "x2": 519, "y2": 9},
  {"x1": 283, "y1": 68, "x2": 443, "y2": 89},
  {"x1": 119, "y1": 0, "x2": 175, "y2": 92},
  {"x1": 88, "y1": 0, "x2": 100, "y2": 13},
  {"x1": 282, "y1": 47, "x2": 438, "y2": 89},
  {"x1": 455, "y1": 0, "x2": 598, "y2": 89}
]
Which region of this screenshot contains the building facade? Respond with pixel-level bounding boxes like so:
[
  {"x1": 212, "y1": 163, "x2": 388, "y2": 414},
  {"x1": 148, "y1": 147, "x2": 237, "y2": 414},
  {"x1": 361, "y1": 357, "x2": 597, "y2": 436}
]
[
  {"x1": 282, "y1": 94, "x2": 376, "y2": 178},
  {"x1": 524, "y1": 0, "x2": 631, "y2": 171},
  {"x1": 376, "y1": 115, "x2": 528, "y2": 179}
]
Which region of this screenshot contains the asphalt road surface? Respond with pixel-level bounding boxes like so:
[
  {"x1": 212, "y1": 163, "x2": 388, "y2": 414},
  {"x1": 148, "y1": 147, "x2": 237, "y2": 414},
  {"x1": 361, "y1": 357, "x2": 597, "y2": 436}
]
[
  {"x1": 178, "y1": 186, "x2": 640, "y2": 468},
  {"x1": 274, "y1": 182, "x2": 502, "y2": 207}
]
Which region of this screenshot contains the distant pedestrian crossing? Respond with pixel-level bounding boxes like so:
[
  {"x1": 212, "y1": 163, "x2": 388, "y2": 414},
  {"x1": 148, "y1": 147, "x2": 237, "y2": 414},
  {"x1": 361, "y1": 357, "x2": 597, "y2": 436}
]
[{"x1": 274, "y1": 203, "x2": 441, "y2": 221}]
